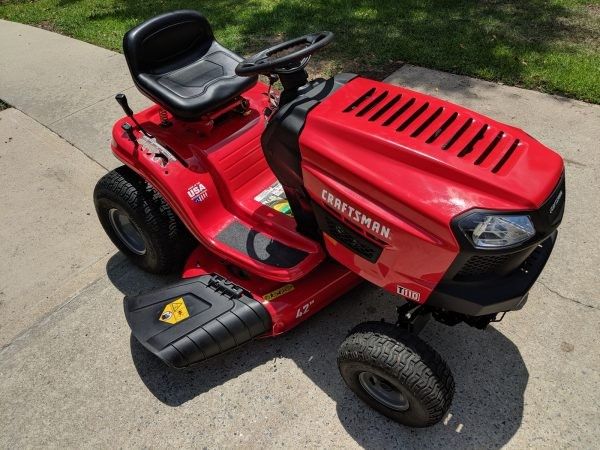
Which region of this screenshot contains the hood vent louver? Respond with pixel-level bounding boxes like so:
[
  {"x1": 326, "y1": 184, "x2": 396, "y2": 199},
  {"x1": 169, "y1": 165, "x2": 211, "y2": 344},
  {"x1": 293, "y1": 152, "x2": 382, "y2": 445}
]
[
  {"x1": 475, "y1": 131, "x2": 504, "y2": 165},
  {"x1": 369, "y1": 94, "x2": 401, "y2": 122},
  {"x1": 383, "y1": 98, "x2": 415, "y2": 126},
  {"x1": 492, "y1": 139, "x2": 520, "y2": 173},
  {"x1": 397, "y1": 102, "x2": 429, "y2": 131},
  {"x1": 357, "y1": 91, "x2": 388, "y2": 117},
  {"x1": 342, "y1": 87, "x2": 522, "y2": 174},
  {"x1": 343, "y1": 87, "x2": 376, "y2": 112},
  {"x1": 442, "y1": 118, "x2": 474, "y2": 150},
  {"x1": 427, "y1": 112, "x2": 458, "y2": 143},
  {"x1": 458, "y1": 124, "x2": 488, "y2": 157},
  {"x1": 411, "y1": 106, "x2": 443, "y2": 137}
]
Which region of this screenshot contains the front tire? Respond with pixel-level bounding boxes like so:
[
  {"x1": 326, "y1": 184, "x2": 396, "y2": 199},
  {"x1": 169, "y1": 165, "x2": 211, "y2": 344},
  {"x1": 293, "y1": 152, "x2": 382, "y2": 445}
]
[
  {"x1": 94, "y1": 166, "x2": 194, "y2": 274},
  {"x1": 338, "y1": 322, "x2": 454, "y2": 427}
]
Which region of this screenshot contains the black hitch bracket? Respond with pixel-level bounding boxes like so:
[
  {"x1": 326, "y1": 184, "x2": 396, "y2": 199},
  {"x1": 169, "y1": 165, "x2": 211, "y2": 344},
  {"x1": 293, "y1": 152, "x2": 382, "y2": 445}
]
[{"x1": 395, "y1": 302, "x2": 431, "y2": 334}]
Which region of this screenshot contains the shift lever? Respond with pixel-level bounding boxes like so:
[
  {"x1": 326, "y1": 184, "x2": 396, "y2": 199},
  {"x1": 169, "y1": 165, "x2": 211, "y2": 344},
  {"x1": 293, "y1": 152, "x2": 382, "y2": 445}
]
[{"x1": 115, "y1": 93, "x2": 152, "y2": 137}]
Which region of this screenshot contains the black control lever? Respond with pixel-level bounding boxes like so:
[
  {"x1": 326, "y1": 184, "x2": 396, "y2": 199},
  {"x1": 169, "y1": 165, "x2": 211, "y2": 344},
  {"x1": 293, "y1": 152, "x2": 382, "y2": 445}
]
[
  {"x1": 116, "y1": 93, "x2": 134, "y2": 116},
  {"x1": 115, "y1": 94, "x2": 152, "y2": 137},
  {"x1": 121, "y1": 122, "x2": 137, "y2": 143}
]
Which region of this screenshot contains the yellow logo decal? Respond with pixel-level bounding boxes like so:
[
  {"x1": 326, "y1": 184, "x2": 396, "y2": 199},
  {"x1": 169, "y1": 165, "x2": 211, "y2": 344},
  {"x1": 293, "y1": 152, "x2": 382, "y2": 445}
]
[
  {"x1": 263, "y1": 284, "x2": 295, "y2": 301},
  {"x1": 159, "y1": 297, "x2": 190, "y2": 324}
]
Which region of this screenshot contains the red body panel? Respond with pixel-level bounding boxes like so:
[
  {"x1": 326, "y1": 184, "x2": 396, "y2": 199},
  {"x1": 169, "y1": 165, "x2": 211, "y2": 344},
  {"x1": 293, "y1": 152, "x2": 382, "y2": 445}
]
[
  {"x1": 111, "y1": 82, "x2": 324, "y2": 282},
  {"x1": 112, "y1": 83, "x2": 362, "y2": 335},
  {"x1": 300, "y1": 77, "x2": 564, "y2": 301},
  {"x1": 182, "y1": 247, "x2": 362, "y2": 335}
]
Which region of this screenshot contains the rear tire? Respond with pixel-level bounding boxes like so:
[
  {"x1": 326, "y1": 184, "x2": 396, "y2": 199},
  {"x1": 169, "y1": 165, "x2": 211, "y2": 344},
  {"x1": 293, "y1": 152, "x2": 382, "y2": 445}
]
[
  {"x1": 94, "y1": 166, "x2": 194, "y2": 274},
  {"x1": 337, "y1": 321, "x2": 454, "y2": 427}
]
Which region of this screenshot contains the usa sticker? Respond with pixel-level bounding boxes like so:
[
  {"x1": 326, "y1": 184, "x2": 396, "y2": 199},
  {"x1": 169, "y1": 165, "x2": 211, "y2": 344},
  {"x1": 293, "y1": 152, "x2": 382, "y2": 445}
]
[
  {"x1": 187, "y1": 182, "x2": 208, "y2": 203},
  {"x1": 397, "y1": 285, "x2": 421, "y2": 302}
]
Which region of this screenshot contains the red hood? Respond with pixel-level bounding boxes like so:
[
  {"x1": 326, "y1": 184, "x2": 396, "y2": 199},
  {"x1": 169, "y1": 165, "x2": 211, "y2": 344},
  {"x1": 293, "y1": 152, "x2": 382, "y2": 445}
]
[{"x1": 300, "y1": 77, "x2": 564, "y2": 221}]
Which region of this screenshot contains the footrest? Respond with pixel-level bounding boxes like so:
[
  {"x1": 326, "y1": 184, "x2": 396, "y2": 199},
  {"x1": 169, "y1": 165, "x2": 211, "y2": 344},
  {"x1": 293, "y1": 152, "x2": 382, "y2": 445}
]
[
  {"x1": 216, "y1": 220, "x2": 308, "y2": 268},
  {"x1": 124, "y1": 275, "x2": 272, "y2": 368}
]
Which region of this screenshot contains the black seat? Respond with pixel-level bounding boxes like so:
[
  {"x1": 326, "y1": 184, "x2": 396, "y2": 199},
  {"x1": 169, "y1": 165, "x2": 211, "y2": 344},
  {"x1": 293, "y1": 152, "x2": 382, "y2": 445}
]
[{"x1": 123, "y1": 10, "x2": 257, "y2": 121}]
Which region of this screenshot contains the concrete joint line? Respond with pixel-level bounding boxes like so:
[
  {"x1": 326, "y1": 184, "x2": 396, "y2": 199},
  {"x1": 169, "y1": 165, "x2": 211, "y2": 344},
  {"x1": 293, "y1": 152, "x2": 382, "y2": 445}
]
[
  {"x1": 9, "y1": 105, "x2": 110, "y2": 172},
  {"x1": 0, "y1": 252, "x2": 116, "y2": 355},
  {"x1": 53, "y1": 129, "x2": 110, "y2": 172},
  {"x1": 47, "y1": 84, "x2": 135, "y2": 126}
]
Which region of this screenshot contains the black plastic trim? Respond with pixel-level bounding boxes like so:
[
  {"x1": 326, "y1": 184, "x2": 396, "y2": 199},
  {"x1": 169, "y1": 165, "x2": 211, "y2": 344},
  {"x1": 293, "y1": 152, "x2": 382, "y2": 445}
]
[
  {"x1": 261, "y1": 73, "x2": 357, "y2": 238},
  {"x1": 427, "y1": 231, "x2": 557, "y2": 315},
  {"x1": 426, "y1": 173, "x2": 565, "y2": 316},
  {"x1": 445, "y1": 172, "x2": 565, "y2": 281},
  {"x1": 313, "y1": 204, "x2": 383, "y2": 263},
  {"x1": 124, "y1": 274, "x2": 271, "y2": 368}
]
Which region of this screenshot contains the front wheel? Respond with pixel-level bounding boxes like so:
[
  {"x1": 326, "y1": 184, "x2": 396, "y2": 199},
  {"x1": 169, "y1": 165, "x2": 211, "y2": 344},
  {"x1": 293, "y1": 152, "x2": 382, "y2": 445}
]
[{"x1": 337, "y1": 322, "x2": 454, "y2": 427}]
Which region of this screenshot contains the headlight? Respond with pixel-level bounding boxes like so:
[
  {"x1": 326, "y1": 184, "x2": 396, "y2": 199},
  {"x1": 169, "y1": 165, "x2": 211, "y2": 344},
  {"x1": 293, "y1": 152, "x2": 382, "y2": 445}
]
[{"x1": 458, "y1": 213, "x2": 535, "y2": 249}]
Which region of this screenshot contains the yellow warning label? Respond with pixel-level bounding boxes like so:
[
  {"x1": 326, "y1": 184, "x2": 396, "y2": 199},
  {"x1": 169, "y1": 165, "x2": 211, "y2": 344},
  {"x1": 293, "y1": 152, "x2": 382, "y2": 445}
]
[
  {"x1": 159, "y1": 297, "x2": 190, "y2": 324},
  {"x1": 263, "y1": 284, "x2": 295, "y2": 301}
]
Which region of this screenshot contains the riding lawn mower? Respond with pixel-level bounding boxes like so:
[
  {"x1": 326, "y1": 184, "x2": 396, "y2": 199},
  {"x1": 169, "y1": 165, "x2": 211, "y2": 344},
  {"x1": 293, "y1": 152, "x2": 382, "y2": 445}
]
[{"x1": 93, "y1": 10, "x2": 565, "y2": 427}]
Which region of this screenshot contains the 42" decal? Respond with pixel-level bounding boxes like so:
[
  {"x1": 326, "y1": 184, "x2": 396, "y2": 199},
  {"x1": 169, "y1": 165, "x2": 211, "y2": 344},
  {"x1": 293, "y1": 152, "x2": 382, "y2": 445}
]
[{"x1": 296, "y1": 299, "x2": 315, "y2": 319}]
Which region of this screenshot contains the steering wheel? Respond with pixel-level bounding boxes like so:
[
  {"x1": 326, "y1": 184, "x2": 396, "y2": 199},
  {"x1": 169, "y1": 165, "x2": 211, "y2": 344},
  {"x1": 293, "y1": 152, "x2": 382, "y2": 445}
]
[{"x1": 235, "y1": 31, "x2": 334, "y2": 76}]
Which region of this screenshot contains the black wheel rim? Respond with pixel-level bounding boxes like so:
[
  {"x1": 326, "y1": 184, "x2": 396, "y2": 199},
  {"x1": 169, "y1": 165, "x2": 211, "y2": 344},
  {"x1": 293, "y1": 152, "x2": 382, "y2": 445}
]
[
  {"x1": 108, "y1": 208, "x2": 146, "y2": 255},
  {"x1": 358, "y1": 371, "x2": 409, "y2": 411}
]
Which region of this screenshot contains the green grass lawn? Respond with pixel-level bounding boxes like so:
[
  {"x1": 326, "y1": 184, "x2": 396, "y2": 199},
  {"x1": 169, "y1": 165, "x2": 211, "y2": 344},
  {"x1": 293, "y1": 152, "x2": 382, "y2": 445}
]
[{"x1": 2, "y1": 0, "x2": 599, "y2": 103}]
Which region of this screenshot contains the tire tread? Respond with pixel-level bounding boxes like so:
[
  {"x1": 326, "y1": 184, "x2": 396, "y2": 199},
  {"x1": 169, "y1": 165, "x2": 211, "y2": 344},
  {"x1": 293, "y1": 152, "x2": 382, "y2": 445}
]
[
  {"x1": 338, "y1": 321, "x2": 454, "y2": 427},
  {"x1": 94, "y1": 166, "x2": 194, "y2": 273}
]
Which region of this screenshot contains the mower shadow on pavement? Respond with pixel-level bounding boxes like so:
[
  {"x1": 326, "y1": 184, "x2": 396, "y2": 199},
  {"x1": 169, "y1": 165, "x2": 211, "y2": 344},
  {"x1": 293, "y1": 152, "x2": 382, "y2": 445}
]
[{"x1": 107, "y1": 254, "x2": 527, "y2": 449}]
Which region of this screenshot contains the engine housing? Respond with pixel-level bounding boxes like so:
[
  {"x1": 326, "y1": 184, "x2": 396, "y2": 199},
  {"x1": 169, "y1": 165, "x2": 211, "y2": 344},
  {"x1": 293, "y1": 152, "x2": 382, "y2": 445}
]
[{"x1": 299, "y1": 77, "x2": 564, "y2": 302}]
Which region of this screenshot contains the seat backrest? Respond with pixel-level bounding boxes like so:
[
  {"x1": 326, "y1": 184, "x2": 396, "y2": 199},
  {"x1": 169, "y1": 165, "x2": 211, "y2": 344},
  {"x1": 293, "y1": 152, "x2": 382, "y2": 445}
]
[{"x1": 123, "y1": 10, "x2": 214, "y2": 77}]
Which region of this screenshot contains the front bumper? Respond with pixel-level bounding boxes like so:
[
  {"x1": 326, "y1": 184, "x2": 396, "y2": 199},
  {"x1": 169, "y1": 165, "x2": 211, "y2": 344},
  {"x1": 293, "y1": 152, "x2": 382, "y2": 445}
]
[{"x1": 426, "y1": 231, "x2": 557, "y2": 316}]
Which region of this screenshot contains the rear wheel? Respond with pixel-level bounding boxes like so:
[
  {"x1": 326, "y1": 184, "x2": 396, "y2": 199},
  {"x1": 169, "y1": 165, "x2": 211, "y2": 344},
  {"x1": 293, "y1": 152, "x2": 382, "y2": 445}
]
[
  {"x1": 338, "y1": 322, "x2": 454, "y2": 427},
  {"x1": 94, "y1": 166, "x2": 194, "y2": 274}
]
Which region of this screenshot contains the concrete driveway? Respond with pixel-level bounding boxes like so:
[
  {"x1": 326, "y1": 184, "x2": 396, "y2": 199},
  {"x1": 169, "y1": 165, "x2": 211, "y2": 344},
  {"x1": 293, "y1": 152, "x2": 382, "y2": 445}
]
[{"x1": 0, "y1": 20, "x2": 599, "y2": 448}]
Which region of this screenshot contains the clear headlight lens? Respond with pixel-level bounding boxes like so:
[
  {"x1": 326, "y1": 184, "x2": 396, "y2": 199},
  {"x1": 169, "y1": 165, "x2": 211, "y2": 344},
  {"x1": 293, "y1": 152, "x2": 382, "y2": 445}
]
[{"x1": 458, "y1": 213, "x2": 535, "y2": 249}]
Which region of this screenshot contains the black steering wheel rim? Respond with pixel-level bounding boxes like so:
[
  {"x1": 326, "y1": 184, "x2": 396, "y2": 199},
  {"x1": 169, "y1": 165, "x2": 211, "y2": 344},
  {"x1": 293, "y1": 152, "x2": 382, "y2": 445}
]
[{"x1": 235, "y1": 31, "x2": 334, "y2": 76}]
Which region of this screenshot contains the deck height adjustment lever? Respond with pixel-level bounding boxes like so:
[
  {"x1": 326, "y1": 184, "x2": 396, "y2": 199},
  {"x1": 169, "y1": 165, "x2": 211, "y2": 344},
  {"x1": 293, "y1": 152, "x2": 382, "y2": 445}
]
[{"x1": 115, "y1": 93, "x2": 175, "y2": 165}]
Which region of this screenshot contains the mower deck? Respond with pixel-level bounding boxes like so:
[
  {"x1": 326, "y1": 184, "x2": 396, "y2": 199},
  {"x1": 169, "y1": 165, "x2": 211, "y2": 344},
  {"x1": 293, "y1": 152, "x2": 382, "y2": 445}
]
[
  {"x1": 125, "y1": 245, "x2": 362, "y2": 367},
  {"x1": 181, "y1": 246, "x2": 362, "y2": 336}
]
